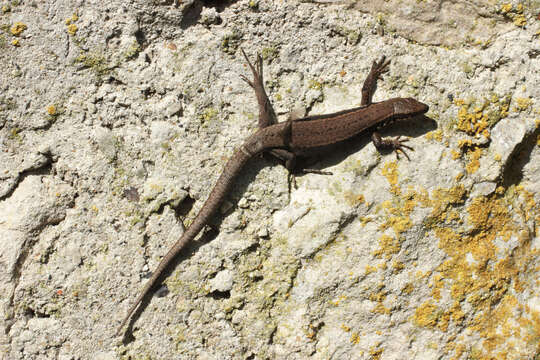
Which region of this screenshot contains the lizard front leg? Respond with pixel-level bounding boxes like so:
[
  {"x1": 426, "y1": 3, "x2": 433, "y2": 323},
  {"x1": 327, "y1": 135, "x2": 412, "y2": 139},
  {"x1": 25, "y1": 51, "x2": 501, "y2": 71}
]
[
  {"x1": 362, "y1": 56, "x2": 414, "y2": 159},
  {"x1": 372, "y1": 133, "x2": 414, "y2": 160}
]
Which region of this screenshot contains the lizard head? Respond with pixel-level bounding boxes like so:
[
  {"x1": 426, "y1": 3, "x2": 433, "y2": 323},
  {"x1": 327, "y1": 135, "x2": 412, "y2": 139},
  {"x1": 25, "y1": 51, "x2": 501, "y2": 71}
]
[{"x1": 392, "y1": 98, "x2": 429, "y2": 119}]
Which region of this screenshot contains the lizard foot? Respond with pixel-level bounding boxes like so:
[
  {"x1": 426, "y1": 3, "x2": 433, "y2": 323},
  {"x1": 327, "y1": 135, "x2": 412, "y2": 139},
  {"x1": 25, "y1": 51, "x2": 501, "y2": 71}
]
[
  {"x1": 239, "y1": 48, "x2": 263, "y2": 89},
  {"x1": 370, "y1": 55, "x2": 391, "y2": 79},
  {"x1": 389, "y1": 136, "x2": 414, "y2": 161},
  {"x1": 372, "y1": 133, "x2": 414, "y2": 160},
  {"x1": 287, "y1": 169, "x2": 333, "y2": 192}
]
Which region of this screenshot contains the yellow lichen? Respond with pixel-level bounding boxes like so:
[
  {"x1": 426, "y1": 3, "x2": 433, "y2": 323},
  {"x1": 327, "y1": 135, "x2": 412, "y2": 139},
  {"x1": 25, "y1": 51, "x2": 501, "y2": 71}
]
[
  {"x1": 350, "y1": 332, "x2": 360, "y2": 344},
  {"x1": 67, "y1": 24, "x2": 78, "y2": 35},
  {"x1": 500, "y1": 3, "x2": 512, "y2": 13},
  {"x1": 425, "y1": 129, "x2": 443, "y2": 142},
  {"x1": 66, "y1": 13, "x2": 79, "y2": 25},
  {"x1": 454, "y1": 95, "x2": 511, "y2": 138},
  {"x1": 369, "y1": 346, "x2": 383, "y2": 360},
  {"x1": 421, "y1": 184, "x2": 539, "y2": 358},
  {"x1": 372, "y1": 234, "x2": 400, "y2": 259},
  {"x1": 47, "y1": 105, "x2": 56, "y2": 115},
  {"x1": 402, "y1": 283, "x2": 414, "y2": 295},
  {"x1": 465, "y1": 147, "x2": 482, "y2": 174},
  {"x1": 514, "y1": 97, "x2": 532, "y2": 111},
  {"x1": 10, "y1": 22, "x2": 27, "y2": 36},
  {"x1": 414, "y1": 301, "x2": 439, "y2": 328},
  {"x1": 365, "y1": 265, "x2": 377, "y2": 275},
  {"x1": 381, "y1": 161, "x2": 400, "y2": 195},
  {"x1": 513, "y1": 14, "x2": 526, "y2": 27}
]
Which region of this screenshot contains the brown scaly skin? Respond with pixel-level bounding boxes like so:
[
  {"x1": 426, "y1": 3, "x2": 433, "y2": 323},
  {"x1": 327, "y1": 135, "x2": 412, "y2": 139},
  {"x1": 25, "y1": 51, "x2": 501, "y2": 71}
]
[{"x1": 116, "y1": 50, "x2": 429, "y2": 337}]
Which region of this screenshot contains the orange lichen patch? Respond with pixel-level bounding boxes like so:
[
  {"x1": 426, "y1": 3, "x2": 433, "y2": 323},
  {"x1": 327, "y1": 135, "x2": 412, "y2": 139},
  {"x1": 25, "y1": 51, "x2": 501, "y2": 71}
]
[
  {"x1": 372, "y1": 301, "x2": 390, "y2": 315},
  {"x1": 65, "y1": 13, "x2": 79, "y2": 35},
  {"x1": 429, "y1": 273, "x2": 444, "y2": 300},
  {"x1": 65, "y1": 13, "x2": 78, "y2": 25},
  {"x1": 392, "y1": 261, "x2": 405, "y2": 273},
  {"x1": 454, "y1": 95, "x2": 510, "y2": 138},
  {"x1": 373, "y1": 234, "x2": 400, "y2": 259},
  {"x1": 454, "y1": 139, "x2": 484, "y2": 174},
  {"x1": 414, "y1": 301, "x2": 438, "y2": 328},
  {"x1": 464, "y1": 147, "x2": 482, "y2": 174},
  {"x1": 402, "y1": 283, "x2": 414, "y2": 295},
  {"x1": 513, "y1": 14, "x2": 527, "y2": 27},
  {"x1": 417, "y1": 182, "x2": 540, "y2": 358},
  {"x1": 379, "y1": 214, "x2": 412, "y2": 235},
  {"x1": 379, "y1": 189, "x2": 418, "y2": 237},
  {"x1": 370, "y1": 290, "x2": 391, "y2": 314},
  {"x1": 47, "y1": 105, "x2": 57, "y2": 115},
  {"x1": 414, "y1": 300, "x2": 452, "y2": 332},
  {"x1": 365, "y1": 265, "x2": 377, "y2": 275},
  {"x1": 330, "y1": 295, "x2": 347, "y2": 306},
  {"x1": 500, "y1": 3, "x2": 513, "y2": 13},
  {"x1": 423, "y1": 185, "x2": 466, "y2": 224},
  {"x1": 500, "y1": 2, "x2": 528, "y2": 26},
  {"x1": 457, "y1": 105, "x2": 490, "y2": 138}
]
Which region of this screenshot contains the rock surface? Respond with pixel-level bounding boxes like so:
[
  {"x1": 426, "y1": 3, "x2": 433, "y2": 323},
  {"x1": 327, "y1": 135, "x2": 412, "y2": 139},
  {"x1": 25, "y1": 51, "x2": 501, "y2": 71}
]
[{"x1": 1, "y1": 0, "x2": 539, "y2": 359}]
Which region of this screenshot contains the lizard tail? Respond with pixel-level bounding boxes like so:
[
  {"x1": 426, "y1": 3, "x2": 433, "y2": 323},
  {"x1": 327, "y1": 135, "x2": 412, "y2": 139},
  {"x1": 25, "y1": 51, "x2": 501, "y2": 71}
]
[{"x1": 116, "y1": 147, "x2": 253, "y2": 336}]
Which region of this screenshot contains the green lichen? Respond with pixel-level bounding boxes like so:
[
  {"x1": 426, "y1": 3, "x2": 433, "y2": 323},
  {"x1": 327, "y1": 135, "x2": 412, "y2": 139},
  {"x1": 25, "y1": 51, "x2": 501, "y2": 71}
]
[
  {"x1": 0, "y1": 96, "x2": 16, "y2": 112},
  {"x1": 198, "y1": 107, "x2": 219, "y2": 126},
  {"x1": 308, "y1": 79, "x2": 323, "y2": 90},
  {"x1": 461, "y1": 62, "x2": 473, "y2": 77},
  {"x1": 123, "y1": 40, "x2": 141, "y2": 60},
  {"x1": 74, "y1": 50, "x2": 111, "y2": 76},
  {"x1": 333, "y1": 25, "x2": 362, "y2": 45},
  {"x1": 221, "y1": 29, "x2": 242, "y2": 55},
  {"x1": 261, "y1": 46, "x2": 279, "y2": 61},
  {"x1": 8, "y1": 127, "x2": 21, "y2": 141}
]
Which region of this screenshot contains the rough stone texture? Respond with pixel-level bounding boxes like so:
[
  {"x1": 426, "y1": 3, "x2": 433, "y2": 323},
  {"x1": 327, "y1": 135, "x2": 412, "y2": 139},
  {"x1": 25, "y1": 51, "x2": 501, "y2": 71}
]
[{"x1": 1, "y1": 0, "x2": 539, "y2": 359}]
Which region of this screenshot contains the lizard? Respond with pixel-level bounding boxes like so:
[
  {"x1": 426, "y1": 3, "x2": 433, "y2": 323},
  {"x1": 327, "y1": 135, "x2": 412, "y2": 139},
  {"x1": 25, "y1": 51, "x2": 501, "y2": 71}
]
[{"x1": 116, "y1": 49, "x2": 429, "y2": 336}]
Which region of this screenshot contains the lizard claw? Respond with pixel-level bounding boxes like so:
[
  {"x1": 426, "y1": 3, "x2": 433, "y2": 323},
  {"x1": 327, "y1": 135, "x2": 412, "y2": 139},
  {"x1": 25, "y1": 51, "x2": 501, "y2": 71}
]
[
  {"x1": 391, "y1": 136, "x2": 414, "y2": 161},
  {"x1": 240, "y1": 48, "x2": 264, "y2": 88},
  {"x1": 239, "y1": 74, "x2": 254, "y2": 88},
  {"x1": 371, "y1": 55, "x2": 391, "y2": 78}
]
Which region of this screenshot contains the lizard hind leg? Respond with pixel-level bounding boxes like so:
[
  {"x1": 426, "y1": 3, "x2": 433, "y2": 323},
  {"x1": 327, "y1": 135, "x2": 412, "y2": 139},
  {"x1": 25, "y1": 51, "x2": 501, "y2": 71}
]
[
  {"x1": 239, "y1": 48, "x2": 277, "y2": 128},
  {"x1": 269, "y1": 148, "x2": 333, "y2": 191}
]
